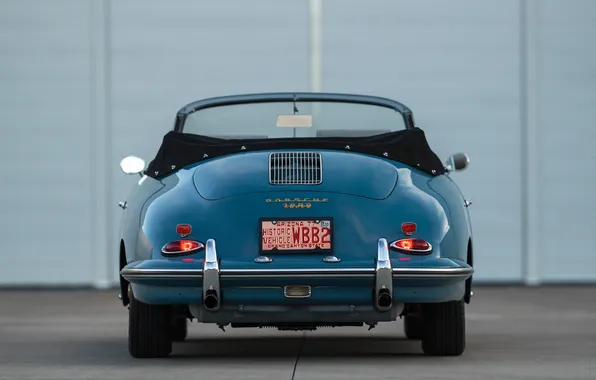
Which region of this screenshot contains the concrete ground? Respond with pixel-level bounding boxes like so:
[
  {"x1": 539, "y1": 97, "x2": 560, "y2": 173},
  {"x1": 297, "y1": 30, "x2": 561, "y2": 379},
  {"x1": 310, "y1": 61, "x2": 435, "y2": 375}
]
[{"x1": 0, "y1": 286, "x2": 595, "y2": 380}]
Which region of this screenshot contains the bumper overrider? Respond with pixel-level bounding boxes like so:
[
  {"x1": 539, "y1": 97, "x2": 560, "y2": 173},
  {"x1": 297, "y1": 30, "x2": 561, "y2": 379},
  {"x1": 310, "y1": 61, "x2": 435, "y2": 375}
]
[{"x1": 121, "y1": 238, "x2": 474, "y2": 308}]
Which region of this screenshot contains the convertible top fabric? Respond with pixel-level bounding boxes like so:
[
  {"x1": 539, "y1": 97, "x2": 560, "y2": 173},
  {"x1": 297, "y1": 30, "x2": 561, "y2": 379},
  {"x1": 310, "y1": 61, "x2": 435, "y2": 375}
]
[{"x1": 145, "y1": 128, "x2": 446, "y2": 178}]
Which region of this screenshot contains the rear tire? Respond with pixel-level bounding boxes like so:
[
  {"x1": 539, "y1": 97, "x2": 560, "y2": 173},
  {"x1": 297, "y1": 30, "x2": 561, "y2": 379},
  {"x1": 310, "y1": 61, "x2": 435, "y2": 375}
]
[
  {"x1": 420, "y1": 299, "x2": 465, "y2": 356},
  {"x1": 403, "y1": 313, "x2": 423, "y2": 340},
  {"x1": 128, "y1": 294, "x2": 173, "y2": 358},
  {"x1": 171, "y1": 316, "x2": 188, "y2": 342}
]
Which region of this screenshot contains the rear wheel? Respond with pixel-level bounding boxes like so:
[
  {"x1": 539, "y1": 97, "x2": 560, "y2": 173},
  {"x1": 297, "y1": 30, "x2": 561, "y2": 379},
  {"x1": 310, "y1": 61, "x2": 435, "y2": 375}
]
[
  {"x1": 420, "y1": 299, "x2": 465, "y2": 356},
  {"x1": 128, "y1": 293, "x2": 173, "y2": 358},
  {"x1": 171, "y1": 315, "x2": 188, "y2": 342},
  {"x1": 403, "y1": 313, "x2": 423, "y2": 340}
]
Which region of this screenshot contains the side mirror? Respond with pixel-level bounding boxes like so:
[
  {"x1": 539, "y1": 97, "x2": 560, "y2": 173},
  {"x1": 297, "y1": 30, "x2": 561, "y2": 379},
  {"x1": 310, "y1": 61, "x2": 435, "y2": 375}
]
[
  {"x1": 120, "y1": 155, "x2": 146, "y2": 175},
  {"x1": 445, "y1": 153, "x2": 470, "y2": 172}
]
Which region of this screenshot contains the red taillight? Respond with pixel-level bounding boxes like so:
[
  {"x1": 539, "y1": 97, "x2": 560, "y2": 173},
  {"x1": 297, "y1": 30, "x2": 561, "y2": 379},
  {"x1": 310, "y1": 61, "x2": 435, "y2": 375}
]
[
  {"x1": 161, "y1": 240, "x2": 204, "y2": 256},
  {"x1": 401, "y1": 222, "x2": 417, "y2": 235},
  {"x1": 389, "y1": 238, "x2": 432, "y2": 254},
  {"x1": 176, "y1": 224, "x2": 192, "y2": 237}
]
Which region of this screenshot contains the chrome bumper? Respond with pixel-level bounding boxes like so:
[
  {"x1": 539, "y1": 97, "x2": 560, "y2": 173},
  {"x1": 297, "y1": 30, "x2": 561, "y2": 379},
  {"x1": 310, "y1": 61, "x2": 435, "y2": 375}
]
[
  {"x1": 121, "y1": 237, "x2": 474, "y2": 310},
  {"x1": 121, "y1": 266, "x2": 474, "y2": 280}
]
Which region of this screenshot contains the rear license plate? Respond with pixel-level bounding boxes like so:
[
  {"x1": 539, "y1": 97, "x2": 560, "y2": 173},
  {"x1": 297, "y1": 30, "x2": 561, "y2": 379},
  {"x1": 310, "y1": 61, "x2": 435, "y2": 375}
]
[{"x1": 260, "y1": 218, "x2": 333, "y2": 253}]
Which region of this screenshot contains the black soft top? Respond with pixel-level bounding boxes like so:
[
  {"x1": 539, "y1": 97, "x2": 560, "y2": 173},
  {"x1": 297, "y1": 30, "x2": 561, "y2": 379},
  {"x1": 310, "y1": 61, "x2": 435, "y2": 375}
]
[
  {"x1": 145, "y1": 128, "x2": 446, "y2": 178},
  {"x1": 145, "y1": 93, "x2": 446, "y2": 178}
]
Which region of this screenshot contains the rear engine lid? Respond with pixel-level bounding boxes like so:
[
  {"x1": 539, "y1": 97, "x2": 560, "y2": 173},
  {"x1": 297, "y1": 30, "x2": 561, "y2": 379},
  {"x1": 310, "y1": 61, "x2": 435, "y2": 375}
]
[{"x1": 192, "y1": 151, "x2": 398, "y2": 200}]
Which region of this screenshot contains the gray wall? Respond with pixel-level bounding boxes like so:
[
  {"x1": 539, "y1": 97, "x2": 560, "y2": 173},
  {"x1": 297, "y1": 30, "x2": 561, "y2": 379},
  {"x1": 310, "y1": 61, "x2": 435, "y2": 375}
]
[{"x1": 1, "y1": 0, "x2": 594, "y2": 287}]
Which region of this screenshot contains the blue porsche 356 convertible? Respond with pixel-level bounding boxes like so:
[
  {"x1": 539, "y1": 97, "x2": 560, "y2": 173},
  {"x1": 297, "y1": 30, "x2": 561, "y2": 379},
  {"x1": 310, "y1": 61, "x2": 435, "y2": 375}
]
[{"x1": 118, "y1": 92, "x2": 474, "y2": 358}]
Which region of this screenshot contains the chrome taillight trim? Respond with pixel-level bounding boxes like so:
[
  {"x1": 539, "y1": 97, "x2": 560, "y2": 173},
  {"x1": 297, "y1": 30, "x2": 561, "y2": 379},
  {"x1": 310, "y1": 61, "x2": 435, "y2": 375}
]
[
  {"x1": 389, "y1": 239, "x2": 433, "y2": 255},
  {"x1": 269, "y1": 152, "x2": 322, "y2": 185},
  {"x1": 160, "y1": 240, "x2": 205, "y2": 257}
]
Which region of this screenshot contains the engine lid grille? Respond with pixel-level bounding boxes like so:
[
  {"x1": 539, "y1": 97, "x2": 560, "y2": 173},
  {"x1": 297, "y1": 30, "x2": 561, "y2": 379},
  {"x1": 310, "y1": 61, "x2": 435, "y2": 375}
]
[{"x1": 269, "y1": 152, "x2": 322, "y2": 185}]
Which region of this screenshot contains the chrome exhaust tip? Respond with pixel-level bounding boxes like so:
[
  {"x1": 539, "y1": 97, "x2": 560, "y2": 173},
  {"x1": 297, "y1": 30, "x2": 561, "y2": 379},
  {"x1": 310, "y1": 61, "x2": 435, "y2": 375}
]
[
  {"x1": 203, "y1": 289, "x2": 219, "y2": 310},
  {"x1": 377, "y1": 288, "x2": 392, "y2": 309}
]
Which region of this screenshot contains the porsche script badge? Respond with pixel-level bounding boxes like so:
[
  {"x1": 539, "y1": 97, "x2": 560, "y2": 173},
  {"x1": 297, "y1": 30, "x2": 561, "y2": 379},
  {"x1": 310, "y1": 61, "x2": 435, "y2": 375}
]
[{"x1": 266, "y1": 197, "x2": 328, "y2": 209}]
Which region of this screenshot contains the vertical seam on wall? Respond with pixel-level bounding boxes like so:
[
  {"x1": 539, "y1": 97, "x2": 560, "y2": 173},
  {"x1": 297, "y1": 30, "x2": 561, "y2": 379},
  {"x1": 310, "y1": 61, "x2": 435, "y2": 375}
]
[
  {"x1": 519, "y1": 0, "x2": 529, "y2": 283},
  {"x1": 521, "y1": 0, "x2": 541, "y2": 285},
  {"x1": 104, "y1": 0, "x2": 114, "y2": 286},
  {"x1": 89, "y1": 0, "x2": 112, "y2": 288},
  {"x1": 89, "y1": 0, "x2": 98, "y2": 287}
]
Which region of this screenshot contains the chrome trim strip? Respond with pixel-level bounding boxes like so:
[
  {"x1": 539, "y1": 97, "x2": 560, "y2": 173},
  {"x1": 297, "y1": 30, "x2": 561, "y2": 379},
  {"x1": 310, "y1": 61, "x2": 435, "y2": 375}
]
[
  {"x1": 120, "y1": 268, "x2": 203, "y2": 280},
  {"x1": 375, "y1": 238, "x2": 393, "y2": 311},
  {"x1": 222, "y1": 273, "x2": 373, "y2": 278},
  {"x1": 220, "y1": 268, "x2": 374, "y2": 278},
  {"x1": 221, "y1": 268, "x2": 375, "y2": 274},
  {"x1": 393, "y1": 267, "x2": 474, "y2": 279},
  {"x1": 202, "y1": 238, "x2": 221, "y2": 311},
  {"x1": 121, "y1": 265, "x2": 473, "y2": 280}
]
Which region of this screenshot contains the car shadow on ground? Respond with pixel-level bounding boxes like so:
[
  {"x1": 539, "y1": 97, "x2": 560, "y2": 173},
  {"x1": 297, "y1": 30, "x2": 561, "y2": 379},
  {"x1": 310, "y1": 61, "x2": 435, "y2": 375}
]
[
  {"x1": 173, "y1": 335, "x2": 425, "y2": 359},
  {"x1": 12, "y1": 335, "x2": 435, "y2": 367}
]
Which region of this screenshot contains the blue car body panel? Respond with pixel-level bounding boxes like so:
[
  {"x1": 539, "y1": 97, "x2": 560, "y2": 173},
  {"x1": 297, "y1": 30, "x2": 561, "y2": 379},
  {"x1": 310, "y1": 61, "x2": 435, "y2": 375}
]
[
  {"x1": 192, "y1": 151, "x2": 399, "y2": 200},
  {"x1": 118, "y1": 93, "x2": 473, "y2": 328}
]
